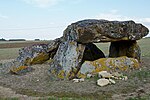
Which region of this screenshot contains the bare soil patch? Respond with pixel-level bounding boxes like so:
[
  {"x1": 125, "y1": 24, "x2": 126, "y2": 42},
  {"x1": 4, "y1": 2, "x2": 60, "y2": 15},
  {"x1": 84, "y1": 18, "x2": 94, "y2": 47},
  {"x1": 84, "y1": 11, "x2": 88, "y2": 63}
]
[{"x1": 0, "y1": 57, "x2": 150, "y2": 100}]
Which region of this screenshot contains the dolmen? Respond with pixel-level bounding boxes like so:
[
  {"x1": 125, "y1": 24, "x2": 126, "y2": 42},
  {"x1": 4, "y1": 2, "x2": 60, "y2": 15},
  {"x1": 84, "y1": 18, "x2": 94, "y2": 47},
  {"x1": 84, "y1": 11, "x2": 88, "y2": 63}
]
[{"x1": 13, "y1": 19, "x2": 149, "y2": 80}]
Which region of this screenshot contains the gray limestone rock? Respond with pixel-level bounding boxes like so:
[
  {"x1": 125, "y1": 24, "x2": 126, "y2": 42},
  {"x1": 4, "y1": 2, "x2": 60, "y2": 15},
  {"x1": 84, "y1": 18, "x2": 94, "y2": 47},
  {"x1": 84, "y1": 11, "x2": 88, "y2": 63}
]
[
  {"x1": 17, "y1": 44, "x2": 49, "y2": 65},
  {"x1": 63, "y1": 19, "x2": 149, "y2": 43},
  {"x1": 49, "y1": 40, "x2": 85, "y2": 80},
  {"x1": 16, "y1": 37, "x2": 62, "y2": 66}
]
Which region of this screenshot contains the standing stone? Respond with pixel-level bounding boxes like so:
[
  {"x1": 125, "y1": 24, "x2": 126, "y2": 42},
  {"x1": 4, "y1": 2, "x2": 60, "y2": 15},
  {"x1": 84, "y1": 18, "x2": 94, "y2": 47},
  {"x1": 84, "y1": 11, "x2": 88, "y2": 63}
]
[
  {"x1": 49, "y1": 40, "x2": 85, "y2": 80},
  {"x1": 109, "y1": 40, "x2": 141, "y2": 61}
]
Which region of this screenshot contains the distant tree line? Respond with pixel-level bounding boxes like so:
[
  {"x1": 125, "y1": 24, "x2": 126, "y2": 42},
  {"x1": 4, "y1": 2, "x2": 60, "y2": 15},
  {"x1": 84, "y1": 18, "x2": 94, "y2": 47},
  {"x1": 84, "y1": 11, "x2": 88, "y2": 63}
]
[
  {"x1": 0, "y1": 38, "x2": 6, "y2": 41},
  {"x1": 8, "y1": 39, "x2": 26, "y2": 41},
  {"x1": 0, "y1": 38, "x2": 42, "y2": 41},
  {"x1": 0, "y1": 38, "x2": 26, "y2": 41}
]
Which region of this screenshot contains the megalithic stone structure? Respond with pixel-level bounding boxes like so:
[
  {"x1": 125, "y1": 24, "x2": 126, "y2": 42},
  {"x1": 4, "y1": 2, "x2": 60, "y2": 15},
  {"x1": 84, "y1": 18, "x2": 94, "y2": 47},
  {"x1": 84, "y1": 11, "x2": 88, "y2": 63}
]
[
  {"x1": 49, "y1": 19, "x2": 149, "y2": 80},
  {"x1": 12, "y1": 19, "x2": 149, "y2": 80}
]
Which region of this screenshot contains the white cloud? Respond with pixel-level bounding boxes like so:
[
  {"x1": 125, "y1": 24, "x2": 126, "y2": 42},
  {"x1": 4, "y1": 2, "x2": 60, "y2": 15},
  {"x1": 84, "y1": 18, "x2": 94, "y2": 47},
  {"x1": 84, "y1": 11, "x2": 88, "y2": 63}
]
[
  {"x1": 22, "y1": 0, "x2": 83, "y2": 8},
  {"x1": 96, "y1": 10, "x2": 150, "y2": 23},
  {"x1": 0, "y1": 14, "x2": 8, "y2": 19},
  {"x1": 96, "y1": 10, "x2": 132, "y2": 21},
  {"x1": 96, "y1": 10, "x2": 150, "y2": 37},
  {"x1": 23, "y1": 0, "x2": 63, "y2": 8}
]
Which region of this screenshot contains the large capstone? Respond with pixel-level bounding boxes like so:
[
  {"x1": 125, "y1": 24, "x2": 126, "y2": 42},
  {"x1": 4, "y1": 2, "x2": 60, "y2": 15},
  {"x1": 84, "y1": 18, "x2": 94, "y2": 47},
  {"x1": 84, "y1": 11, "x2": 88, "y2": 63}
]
[{"x1": 63, "y1": 19, "x2": 149, "y2": 43}]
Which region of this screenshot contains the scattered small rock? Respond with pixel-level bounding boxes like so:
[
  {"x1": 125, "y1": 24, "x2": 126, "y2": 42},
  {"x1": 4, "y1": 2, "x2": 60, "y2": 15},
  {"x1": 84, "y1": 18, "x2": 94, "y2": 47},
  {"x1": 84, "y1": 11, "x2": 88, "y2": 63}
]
[
  {"x1": 112, "y1": 72, "x2": 123, "y2": 77},
  {"x1": 98, "y1": 71, "x2": 112, "y2": 78},
  {"x1": 109, "y1": 79, "x2": 116, "y2": 84},
  {"x1": 86, "y1": 74, "x2": 93, "y2": 78},
  {"x1": 97, "y1": 78, "x2": 110, "y2": 87},
  {"x1": 96, "y1": 71, "x2": 128, "y2": 86},
  {"x1": 72, "y1": 78, "x2": 84, "y2": 83},
  {"x1": 122, "y1": 76, "x2": 128, "y2": 81},
  {"x1": 87, "y1": 74, "x2": 92, "y2": 78}
]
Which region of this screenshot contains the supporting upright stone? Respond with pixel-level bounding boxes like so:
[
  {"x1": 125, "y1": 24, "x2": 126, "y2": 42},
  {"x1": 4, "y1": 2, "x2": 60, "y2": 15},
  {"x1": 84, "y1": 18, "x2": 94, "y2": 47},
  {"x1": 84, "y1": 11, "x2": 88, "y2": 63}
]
[
  {"x1": 109, "y1": 40, "x2": 141, "y2": 61},
  {"x1": 49, "y1": 40, "x2": 85, "y2": 80}
]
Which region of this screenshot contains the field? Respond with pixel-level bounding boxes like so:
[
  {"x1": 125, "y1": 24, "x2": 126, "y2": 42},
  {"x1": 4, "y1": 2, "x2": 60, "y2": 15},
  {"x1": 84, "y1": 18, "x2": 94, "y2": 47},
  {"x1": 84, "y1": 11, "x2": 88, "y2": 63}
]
[
  {"x1": 0, "y1": 38, "x2": 150, "y2": 100},
  {"x1": 0, "y1": 41, "x2": 49, "y2": 60}
]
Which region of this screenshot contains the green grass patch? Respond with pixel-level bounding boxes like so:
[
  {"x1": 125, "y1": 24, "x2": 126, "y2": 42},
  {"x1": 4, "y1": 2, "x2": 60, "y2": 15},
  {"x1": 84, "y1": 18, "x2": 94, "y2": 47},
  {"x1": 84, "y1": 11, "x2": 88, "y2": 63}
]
[
  {"x1": 138, "y1": 38, "x2": 150, "y2": 57},
  {"x1": 131, "y1": 70, "x2": 150, "y2": 80},
  {"x1": 128, "y1": 95, "x2": 150, "y2": 100},
  {"x1": 95, "y1": 42, "x2": 110, "y2": 56},
  {"x1": 15, "y1": 88, "x2": 111, "y2": 100},
  {"x1": 0, "y1": 48, "x2": 20, "y2": 60},
  {"x1": 0, "y1": 97, "x2": 19, "y2": 100}
]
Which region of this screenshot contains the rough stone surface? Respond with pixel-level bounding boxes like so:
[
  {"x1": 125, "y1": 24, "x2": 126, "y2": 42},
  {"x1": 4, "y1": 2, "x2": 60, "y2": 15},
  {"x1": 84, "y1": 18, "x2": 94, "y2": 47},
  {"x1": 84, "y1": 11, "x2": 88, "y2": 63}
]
[
  {"x1": 112, "y1": 72, "x2": 123, "y2": 77},
  {"x1": 72, "y1": 78, "x2": 84, "y2": 83},
  {"x1": 98, "y1": 71, "x2": 112, "y2": 78},
  {"x1": 97, "y1": 78, "x2": 110, "y2": 87},
  {"x1": 10, "y1": 66, "x2": 33, "y2": 75},
  {"x1": 80, "y1": 56, "x2": 139, "y2": 77},
  {"x1": 109, "y1": 79, "x2": 116, "y2": 84},
  {"x1": 49, "y1": 41, "x2": 85, "y2": 80},
  {"x1": 16, "y1": 38, "x2": 61, "y2": 66},
  {"x1": 63, "y1": 19, "x2": 149, "y2": 43},
  {"x1": 17, "y1": 44, "x2": 49, "y2": 65},
  {"x1": 47, "y1": 37, "x2": 62, "y2": 58},
  {"x1": 109, "y1": 40, "x2": 141, "y2": 61}
]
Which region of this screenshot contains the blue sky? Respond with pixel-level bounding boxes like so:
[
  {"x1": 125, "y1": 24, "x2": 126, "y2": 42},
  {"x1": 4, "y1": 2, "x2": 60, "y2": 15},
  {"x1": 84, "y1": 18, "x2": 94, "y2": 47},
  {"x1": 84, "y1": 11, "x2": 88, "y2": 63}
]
[{"x1": 0, "y1": 0, "x2": 150, "y2": 40}]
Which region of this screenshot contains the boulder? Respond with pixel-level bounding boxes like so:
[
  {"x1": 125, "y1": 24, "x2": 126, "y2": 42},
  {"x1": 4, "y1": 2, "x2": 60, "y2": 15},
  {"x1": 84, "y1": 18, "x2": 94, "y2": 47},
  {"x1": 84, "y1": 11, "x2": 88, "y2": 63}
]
[
  {"x1": 97, "y1": 78, "x2": 110, "y2": 86},
  {"x1": 49, "y1": 40, "x2": 85, "y2": 80},
  {"x1": 16, "y1": 38, "x2": 61, "y2": 66},
  {"x1": 63, "y1": 19, "x2": 149, "y2": 43},
  {"x1": 17, "y1": 44, "x2": 50, "y2": 65},
  {"x1": 79, "y1": 56, "x2": 139, "y2": 78},
  {"x1": 109, "y1": 40, "x2": 141, "y2": 61}
]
